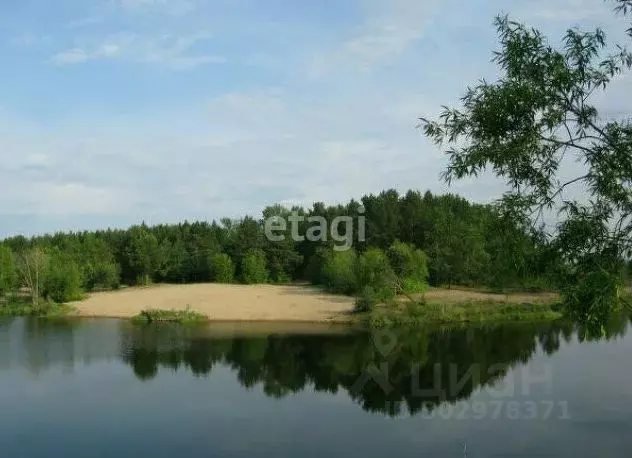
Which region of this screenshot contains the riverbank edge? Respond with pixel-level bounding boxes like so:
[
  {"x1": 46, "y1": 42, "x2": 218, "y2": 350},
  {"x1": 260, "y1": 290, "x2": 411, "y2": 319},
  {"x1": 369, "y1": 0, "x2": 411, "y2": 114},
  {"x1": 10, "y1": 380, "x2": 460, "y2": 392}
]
[
  {"x1": 0, "y1": 301, "x2": 76, "y2": 319},
  {"x1": 1, "y1": 297, "x2": 565, "y2": 327},
  {"x1": 364, "y1": 299, "x2": 565, "y2": 328}
]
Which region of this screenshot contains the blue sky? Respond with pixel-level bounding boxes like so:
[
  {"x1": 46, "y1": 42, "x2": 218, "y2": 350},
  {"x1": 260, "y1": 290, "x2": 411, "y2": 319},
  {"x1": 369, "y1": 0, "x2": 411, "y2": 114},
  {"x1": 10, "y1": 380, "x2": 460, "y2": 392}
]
[{"x1": 1, "y1": 0, "x2": 631, "y2": 236}]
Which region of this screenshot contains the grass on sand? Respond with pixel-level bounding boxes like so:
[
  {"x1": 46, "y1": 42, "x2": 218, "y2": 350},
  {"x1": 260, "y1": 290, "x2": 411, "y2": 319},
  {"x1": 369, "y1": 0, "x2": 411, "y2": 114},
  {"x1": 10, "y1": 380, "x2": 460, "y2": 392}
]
[
  {"x1": 132, "y1": 307, "x2": 208, "y2": 324},
  {"x1": 0, "y1": 298, "x2": 75, "y2": 318},
  {"x1": 367, "y1": 298, "x2": 564, "y2": 328}
]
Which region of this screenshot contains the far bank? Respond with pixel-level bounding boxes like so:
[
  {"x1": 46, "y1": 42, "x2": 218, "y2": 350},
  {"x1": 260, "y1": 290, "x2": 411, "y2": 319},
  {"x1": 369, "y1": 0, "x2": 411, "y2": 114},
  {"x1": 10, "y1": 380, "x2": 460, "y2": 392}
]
[{"x1": 65, "y1": 283, "x2": 561, "y2": 324}]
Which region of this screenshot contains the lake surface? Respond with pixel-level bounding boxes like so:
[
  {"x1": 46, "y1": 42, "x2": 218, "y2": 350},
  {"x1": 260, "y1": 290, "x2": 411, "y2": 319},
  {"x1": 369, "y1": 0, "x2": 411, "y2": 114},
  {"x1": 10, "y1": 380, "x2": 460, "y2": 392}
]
[{"x1": 1, "y1": 316, "x2": 631, "y2": 457}]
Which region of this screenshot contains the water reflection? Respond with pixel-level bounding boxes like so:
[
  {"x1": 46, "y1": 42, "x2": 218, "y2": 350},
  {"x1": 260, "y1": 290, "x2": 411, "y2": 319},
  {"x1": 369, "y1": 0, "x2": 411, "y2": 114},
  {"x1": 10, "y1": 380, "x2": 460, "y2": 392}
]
[
  {"x1": 1, "y1": 315, "x2": 630, "y2": 418},
  {"x1": 119, "y1": 315, "x2": 631, "y2": 416}
]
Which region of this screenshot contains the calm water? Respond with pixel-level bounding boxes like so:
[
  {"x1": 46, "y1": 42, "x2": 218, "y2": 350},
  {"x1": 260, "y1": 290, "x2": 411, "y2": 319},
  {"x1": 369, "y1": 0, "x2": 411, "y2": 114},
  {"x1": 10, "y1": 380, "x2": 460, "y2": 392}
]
[{"x1": 1, "y1": 317, "x2": 631, "y2": 457}]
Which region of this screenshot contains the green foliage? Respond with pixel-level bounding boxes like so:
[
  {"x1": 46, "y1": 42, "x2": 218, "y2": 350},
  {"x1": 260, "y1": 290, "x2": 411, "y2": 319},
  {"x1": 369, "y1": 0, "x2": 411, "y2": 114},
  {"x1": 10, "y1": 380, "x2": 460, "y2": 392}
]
[
  {"x1": 84, "y1": 262, "x2": 120, "y2": 291},
  {"x1": 228, "y1": 216, "x2": 266, "y2": 268},
  {"x1": 304, "y1": 247, "x2": 331, "y2": 285},
  {"x1": 126, "y1": 226, "x2": 161, "y2": 285},
  {"x1": 133, "y1": 308, "x2": 208, "y2": 324},
  {"x1": 158, "y1": 238, "x2": 192, "y2": 283},
  {"x1": 369, "y1": 300, "x2": 563, "y2": 328},
  {"x1": 354, "y1": 286, "x2": 375, "y2": 313},
  {"x1": 563, "y1": 265, "x2": 623, "y2": 332},
  {"x1": 15, "y1": 248, "x2": 48, "y2": 307},
  {"x1": 613, "y1": 0, "x2": 632, "y2": 36},
  {"x1": 0, "y1": 245, "x2": 16, "y2": 297},
  {"x1": 241, "y1": 249, "x2": 269, "y2": 284},
  {"x1": 387, "y1": 241, "x2": 429, "y2": 293},
  {"x1": 273, "y1": 271, "x2": 292, "y2": 284},
  {"x1": 0, "y1": 298, "x2": 74, "y2": 317},
  {"x1": 362, "y1": 190, "x2": 401, "y2": 248},
  {"x1": 425, "y1": 203, "x2": 489, "y2": 287},
  {"x1": 321, "y1": 249, "x2": 358, "y2": 295},
  {"x1": 400, "y1": 278, "x2": 428, "y2": 295},
  {"x1": 262, "y1": 205, "x2": 304, "y2": 283},
  {"x1": 209, "y1": 253, "x2": 235, "y2": 283},
  {"x1": 483, "y1": 210, "x2": 548, "y2": 291},
  {"x1": 42, "y1": 253, "x2": 84, "y2": 303},
  {"x1": 356, "y1": 248, "x2": 397, "y2": 303},
  {"x1": 354, "y1": 285, "x2": 392, "y2": 313},
  {"x1": 421, "y1": 14, "x2": 632, "y2": 325}
]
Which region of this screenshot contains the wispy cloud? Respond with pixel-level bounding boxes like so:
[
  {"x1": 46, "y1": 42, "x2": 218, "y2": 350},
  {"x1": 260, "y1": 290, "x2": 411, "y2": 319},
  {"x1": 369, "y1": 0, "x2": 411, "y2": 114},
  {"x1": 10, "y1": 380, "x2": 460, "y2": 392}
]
[
  {"x1": 309, "y1": 0, "x2": 440, "y2": 75},
  {"x1": 50, "y1": 48, "x2": 90, "y2": 64},
  {"x1": 49, "y1": 33, "x2": 223, "y2": 69},
  {"x1": 141, "y1": 33, "x2": 224, "y2": 68},
  {"x1": 66, "y1": 16, "x2": 103, "y2": 29},
  {"x1": 509, "y1": 0, "x2": 616, "y2": 24}
]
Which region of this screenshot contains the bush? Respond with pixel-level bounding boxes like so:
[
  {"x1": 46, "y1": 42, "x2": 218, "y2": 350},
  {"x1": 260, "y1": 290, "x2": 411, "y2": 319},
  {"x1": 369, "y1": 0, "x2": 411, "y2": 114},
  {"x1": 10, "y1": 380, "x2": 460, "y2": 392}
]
[
  {"x1": 133, "y1": 307, "x2": 208, "y2": 324},
  {"x1": 241, "y1": 249, "x2": 269, "y2": 284},
  {"x1": 357, "y1": 248, "x2": 397, "y2": 302},
  {"x1": 354, "y1": 286, "x2": 380, "y2": 313},
  {"x1": 387, "y1": 241, "x2": 429, "y2": 294},
  {"x1": 273, "y1": 271, "x2": 292, "y2": 284},
  {"x1": 84, "y1": 262, "x2": 120, "y2": 291},
  {"x1": 43, "y1": 255, "x2": 84, "y2": 303},
  {"x1": 321, "y1": 249, "x2": 358, "y2": 294},
  {"x1": 209, "y1": 253, "x2": 235, "y2": 283},
  {"x1": 400, "y1": 277, "x2": 428, "y2": 294}
]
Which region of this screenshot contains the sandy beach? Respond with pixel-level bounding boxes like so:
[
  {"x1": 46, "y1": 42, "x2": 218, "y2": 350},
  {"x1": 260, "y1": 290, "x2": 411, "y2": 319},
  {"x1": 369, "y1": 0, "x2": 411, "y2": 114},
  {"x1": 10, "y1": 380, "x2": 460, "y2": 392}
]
[
  {"x1": 72, "y1": 283, "x2": 356, "y2": 322},
  {"x1": 70, "y1": 283, "x2": 557, "y2": 323}
]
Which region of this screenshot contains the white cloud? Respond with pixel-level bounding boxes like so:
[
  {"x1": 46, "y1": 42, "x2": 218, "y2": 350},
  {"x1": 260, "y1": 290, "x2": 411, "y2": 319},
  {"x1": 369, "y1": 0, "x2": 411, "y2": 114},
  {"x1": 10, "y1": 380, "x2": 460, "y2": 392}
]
[
  {"x1": 0, "y1": 81, "x2": 440, "y2": 230},
  {"x1": 140, "y1": 33, "x2": 224, "y2": 68},
  {"x1": 49, "y1": 33, "x2": 222, "y2": 69},
  {"x1": 309, "y1": 0, "x2": 440, "y2": 75},
  {"x1": 66, "y1": 16, "x2": 103, "y2": 29},
  {"x1": 50, "y1": 48, "x2": 89, "y2": 64},
  {"x1": 524, "y1": 0, "x2": 611, "y2": 22},
  {"x1": 28, "y1": 183, "x2": 127, "y2": 215}
]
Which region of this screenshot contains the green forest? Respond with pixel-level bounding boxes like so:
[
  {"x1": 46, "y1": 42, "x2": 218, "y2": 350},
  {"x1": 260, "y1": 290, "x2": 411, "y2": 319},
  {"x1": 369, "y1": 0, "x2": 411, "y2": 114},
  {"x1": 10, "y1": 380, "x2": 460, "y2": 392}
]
[{"x1": 0, "y1": 189, "x2": 565, "y2": 308}]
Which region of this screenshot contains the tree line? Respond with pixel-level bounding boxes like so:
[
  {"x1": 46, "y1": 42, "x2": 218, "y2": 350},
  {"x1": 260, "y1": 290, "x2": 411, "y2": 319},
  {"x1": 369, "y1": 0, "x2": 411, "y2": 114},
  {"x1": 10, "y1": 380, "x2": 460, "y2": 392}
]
[{"x1": 0, "y1": 189, "x2": 562, "y2": 307}]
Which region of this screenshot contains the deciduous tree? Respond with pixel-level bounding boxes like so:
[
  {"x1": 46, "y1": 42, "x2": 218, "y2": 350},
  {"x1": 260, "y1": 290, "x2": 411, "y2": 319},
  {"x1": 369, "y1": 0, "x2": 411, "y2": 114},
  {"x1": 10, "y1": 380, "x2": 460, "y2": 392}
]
[{"x1": 421, "y1": 14, "x2": 632, "y2": 326}]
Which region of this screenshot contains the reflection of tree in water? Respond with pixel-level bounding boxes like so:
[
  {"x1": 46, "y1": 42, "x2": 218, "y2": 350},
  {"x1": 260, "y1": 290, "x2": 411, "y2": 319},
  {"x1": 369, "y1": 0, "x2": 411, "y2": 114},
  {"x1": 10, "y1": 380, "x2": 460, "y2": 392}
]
[
  {"x1": 120, "y1": 315, "x2": 630, "y2": 417},
  {"x1": 21, "y1": 318, "x2": 78, "y2": 375}
]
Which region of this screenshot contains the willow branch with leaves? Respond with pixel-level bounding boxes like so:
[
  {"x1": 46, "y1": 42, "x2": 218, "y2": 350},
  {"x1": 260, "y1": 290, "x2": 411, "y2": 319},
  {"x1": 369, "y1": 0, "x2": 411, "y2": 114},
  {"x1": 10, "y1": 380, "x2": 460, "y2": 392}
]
[{"x1": 420, "y1": 15, "x2": 632, "y2": 328}]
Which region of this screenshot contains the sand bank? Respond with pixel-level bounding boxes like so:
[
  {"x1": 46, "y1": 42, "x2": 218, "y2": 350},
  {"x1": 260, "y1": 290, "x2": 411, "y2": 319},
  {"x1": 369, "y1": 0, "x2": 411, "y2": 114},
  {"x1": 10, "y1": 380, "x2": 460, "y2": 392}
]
[{"x1": 72, "y1": 283, "x2": 356, "y2": 322}]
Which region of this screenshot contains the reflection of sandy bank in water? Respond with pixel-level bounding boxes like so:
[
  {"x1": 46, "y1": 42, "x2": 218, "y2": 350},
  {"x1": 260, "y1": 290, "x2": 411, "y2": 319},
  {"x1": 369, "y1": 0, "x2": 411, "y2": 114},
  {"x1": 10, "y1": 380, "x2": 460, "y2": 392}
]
[
  {"x1": 71, "y1": 283, "x2": 356, "y2": 323},
  {"x1": 119, "y1": 320, "x2": 359, "y2": 337}
]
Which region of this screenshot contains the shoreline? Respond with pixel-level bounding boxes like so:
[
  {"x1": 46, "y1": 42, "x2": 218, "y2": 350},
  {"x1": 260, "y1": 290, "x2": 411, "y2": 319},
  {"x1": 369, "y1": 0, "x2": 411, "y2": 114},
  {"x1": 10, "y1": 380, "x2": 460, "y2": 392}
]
[{"x1": 2, "y1": 283, "x2": 563, "y2": 326}]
